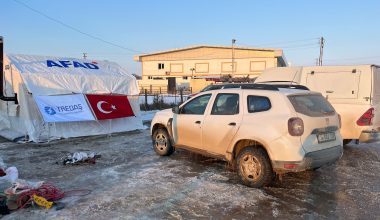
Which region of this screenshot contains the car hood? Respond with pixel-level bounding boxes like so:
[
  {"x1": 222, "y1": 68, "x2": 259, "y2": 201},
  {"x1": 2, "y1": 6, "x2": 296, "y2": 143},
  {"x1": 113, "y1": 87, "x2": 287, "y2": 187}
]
[{"x1": 156, "y1": 108, "x2": 173, "y2": 116}]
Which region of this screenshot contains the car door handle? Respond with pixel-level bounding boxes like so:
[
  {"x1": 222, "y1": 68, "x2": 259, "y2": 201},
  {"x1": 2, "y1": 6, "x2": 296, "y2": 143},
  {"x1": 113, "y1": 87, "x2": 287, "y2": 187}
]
[
  {"x1": 228, "y1": 122, "x2": 236, "y2": 126},
  {"x1": 195, "y1": 121, "x2": 201, "y2": 124}
]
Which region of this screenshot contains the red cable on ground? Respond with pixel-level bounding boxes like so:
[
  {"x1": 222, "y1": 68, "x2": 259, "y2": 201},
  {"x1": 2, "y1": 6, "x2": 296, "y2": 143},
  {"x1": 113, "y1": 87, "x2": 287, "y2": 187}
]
[{"x1": 16, "y1": 183, "x2": 65, "y2": 209}]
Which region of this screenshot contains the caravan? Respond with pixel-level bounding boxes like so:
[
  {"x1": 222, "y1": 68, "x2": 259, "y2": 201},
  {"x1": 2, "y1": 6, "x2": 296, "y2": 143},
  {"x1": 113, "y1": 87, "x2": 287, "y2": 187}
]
[
  {"x1": 0, "y1": 41, "x2": 143, "y2": 142},
  {"x1": 255, "y1": 65, "x2": 380, "y2": 144}
]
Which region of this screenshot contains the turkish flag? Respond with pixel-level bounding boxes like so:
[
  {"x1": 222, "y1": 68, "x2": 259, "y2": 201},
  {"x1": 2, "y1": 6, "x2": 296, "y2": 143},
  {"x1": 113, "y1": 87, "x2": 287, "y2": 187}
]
[{"x1": 86, "y1": 94, "x2": 135, "y2": 120}]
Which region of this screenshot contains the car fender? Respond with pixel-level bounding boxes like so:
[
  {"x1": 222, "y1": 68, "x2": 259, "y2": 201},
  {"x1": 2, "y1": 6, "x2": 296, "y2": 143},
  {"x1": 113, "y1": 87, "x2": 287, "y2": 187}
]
[{"x1": 227, "y1": 135, "x2": 274, "y2": 161}]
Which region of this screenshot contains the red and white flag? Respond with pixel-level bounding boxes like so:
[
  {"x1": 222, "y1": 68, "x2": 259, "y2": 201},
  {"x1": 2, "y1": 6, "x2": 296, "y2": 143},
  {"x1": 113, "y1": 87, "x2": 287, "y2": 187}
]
[{"x1": 86, "y1": 94, "x2": 135, "y2": 120}]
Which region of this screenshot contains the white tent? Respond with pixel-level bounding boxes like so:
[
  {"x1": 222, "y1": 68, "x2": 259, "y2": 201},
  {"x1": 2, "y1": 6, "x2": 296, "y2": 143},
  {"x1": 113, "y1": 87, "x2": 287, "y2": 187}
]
[{"x1": 0, "y1": 54, "x2": 143, "y2": 142}]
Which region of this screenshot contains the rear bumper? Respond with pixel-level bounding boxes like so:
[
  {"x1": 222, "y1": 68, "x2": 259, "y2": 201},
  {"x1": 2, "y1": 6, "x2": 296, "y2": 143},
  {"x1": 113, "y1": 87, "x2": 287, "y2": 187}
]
[
  {"x1": 359, "y1": 130, "x2": 380, "y2": 143},
  {"x1": 272, "y1": 145, "x2": 343, "y2": 173}
]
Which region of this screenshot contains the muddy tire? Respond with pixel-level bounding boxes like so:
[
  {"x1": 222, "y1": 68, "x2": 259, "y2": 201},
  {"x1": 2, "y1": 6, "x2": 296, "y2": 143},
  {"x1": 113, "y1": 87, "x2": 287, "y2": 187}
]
[
  {"x1": 343, "y1": 139, "x2": 352, "y2": 146},
  {"x1": 152, "y1": 128, "x2": 174, "y2": 156},
  {"x1": 236, "y1": 147, "x2": 273, "y2": 188}
]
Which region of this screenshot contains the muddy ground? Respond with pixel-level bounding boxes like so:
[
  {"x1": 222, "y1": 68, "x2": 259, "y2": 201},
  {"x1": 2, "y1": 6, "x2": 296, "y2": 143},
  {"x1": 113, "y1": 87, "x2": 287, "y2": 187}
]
[{"x1": 0, "y1": 129, "x2": 379, "y2": 219}]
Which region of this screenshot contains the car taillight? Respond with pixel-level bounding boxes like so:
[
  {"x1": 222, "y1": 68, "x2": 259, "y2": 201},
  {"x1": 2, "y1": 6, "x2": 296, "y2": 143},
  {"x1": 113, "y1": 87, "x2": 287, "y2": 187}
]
[
  {"x1": 284, "y1": 164, "x2": 299, "y2": 169},
  {"x1": 288, "y1": 117, "x2": 304, "y2": 136},
  {"x1": 356, "y1": 108, "x2": 374, "y2": 126}
]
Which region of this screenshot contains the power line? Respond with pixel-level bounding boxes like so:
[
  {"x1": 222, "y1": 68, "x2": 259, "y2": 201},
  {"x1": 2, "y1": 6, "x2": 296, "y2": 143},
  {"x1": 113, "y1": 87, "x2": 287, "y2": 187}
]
[
  {"x1": 284, "y1": 46, "x2": 319, "y2": 51},
  {"x1": 246, "y1": 37, "x2": 320, "y2": 47},
  {"x1": 280, "y1": 43, "x2": 319, "y2": 49},
  {"x1": 12, "y1": 0, "x2": 143, "y2": 54},
  {"x1": 325, "y1": 55, "x2": 380, "y2": 61}
]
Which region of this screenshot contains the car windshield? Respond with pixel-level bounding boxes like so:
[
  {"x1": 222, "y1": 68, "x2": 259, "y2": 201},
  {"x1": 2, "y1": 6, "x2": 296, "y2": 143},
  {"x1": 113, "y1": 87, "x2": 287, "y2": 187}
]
[{"x1": 288, "y1": 94, "x2": 335, "y2": 117}]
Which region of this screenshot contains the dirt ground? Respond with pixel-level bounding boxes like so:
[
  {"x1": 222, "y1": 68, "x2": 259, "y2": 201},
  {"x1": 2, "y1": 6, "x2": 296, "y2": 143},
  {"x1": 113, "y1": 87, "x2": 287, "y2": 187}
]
[{"x1": 0, "y1": 129, "x2": 379, "y2": 220}]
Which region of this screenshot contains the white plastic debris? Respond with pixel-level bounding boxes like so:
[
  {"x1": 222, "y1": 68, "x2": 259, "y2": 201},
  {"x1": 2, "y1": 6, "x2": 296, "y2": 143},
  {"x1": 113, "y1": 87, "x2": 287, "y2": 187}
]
[
  {"x1": 4, "y1": 179, "x2": 44, "y2": 196},
  {"x1": 62, "y1": 152, "x2": 101, "y2": 165},
  {"x1": 0, "y1": 166, "x2": 19, "y2": 191},
  {"x1": 0, "y1": 167, "x2": 19, "y2": 183}
]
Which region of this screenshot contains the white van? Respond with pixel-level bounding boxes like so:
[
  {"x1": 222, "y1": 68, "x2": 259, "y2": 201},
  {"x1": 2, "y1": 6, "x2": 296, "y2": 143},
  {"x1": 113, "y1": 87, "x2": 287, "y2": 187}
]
[{"x1": 255, "y1": 65, "x2": 380, "y2": 144}]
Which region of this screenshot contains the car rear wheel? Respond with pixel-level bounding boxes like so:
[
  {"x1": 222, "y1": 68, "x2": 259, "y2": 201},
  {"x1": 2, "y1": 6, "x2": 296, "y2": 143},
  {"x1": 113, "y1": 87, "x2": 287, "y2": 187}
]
[
  {"x1": 153, "y1": 128, "x2": 174, "y2": 156},
  {"x1": 236, "y1": 147, "x2": 273, "y2": 187}
]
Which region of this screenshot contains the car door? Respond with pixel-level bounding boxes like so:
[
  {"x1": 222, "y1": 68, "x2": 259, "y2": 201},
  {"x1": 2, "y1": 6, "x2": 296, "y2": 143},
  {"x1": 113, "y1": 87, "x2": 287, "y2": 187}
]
[
  {"x1": 173, "y1": 94, "x2": 212, "y2": 149},
  {"x1": 202, "y1": 93, "x2": 243, "y2": 156}
]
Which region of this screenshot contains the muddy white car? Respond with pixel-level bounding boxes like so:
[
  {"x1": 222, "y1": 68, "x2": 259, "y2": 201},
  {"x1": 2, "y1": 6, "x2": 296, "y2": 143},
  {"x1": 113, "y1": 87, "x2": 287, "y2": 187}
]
[{"x1": 151, "y1": 84, "x2": 343, "y2": 187}]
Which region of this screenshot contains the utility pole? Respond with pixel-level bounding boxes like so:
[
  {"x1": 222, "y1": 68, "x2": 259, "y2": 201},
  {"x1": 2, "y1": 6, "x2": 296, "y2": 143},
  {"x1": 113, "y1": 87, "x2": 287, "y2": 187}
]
[
  {"x1": 83, "y1": 52, "x2": 87, "y2": 60},
  {"x1": 318, "y1": 37, "x2": 325, "y2": 66},
  {"x1": 190, "y1": 68, "x2": 195, "y2": 79},
  {"x1": 231, "y1": 39, "x2": 236, "y2": 77}
]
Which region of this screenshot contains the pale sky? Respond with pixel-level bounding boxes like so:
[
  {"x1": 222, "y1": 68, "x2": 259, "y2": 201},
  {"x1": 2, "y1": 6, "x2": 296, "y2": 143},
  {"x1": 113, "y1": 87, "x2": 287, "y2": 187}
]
[{"x1": 1, "y1": 0, "x2": 380, "y2": 75}]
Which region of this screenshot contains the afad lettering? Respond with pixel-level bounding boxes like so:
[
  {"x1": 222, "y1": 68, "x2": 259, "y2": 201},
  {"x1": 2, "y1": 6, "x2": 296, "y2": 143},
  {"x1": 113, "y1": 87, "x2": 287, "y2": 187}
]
[{"x1": 46, "y1": 60, "x2": 99, "y2": 69}]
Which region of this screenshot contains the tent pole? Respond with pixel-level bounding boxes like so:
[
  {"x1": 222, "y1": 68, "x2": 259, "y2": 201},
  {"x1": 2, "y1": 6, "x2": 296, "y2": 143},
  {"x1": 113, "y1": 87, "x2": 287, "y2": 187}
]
[{"x1": 0, "y1": 36, "x2": 18, "y2": 104}]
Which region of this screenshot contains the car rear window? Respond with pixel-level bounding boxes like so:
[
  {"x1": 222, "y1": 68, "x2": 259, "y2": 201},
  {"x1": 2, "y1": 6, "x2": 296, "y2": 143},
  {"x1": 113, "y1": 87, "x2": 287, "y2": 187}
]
[{"x1": 288, "y1": 94, "x2": 335, "y2": 117}]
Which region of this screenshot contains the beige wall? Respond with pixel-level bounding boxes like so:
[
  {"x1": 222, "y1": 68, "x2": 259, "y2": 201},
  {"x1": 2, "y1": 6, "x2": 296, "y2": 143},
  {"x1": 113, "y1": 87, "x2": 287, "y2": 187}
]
[
  {"x1": 141, "y1": 57, "x2": 277, "y2": 79},
  {"x1": 138, "y1": 47, "x2": 280, "y2": 79}
]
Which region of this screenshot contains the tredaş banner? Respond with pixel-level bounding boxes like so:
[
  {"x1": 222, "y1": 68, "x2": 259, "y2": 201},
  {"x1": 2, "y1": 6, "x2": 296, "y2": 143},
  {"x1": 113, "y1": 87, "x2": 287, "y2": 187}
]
[
  {"x1": 34, "y1": 94, "x2": 95, "y2": 122},
  {"x1": 86, "y1": 94, "x2": 135, "y2": 120}
]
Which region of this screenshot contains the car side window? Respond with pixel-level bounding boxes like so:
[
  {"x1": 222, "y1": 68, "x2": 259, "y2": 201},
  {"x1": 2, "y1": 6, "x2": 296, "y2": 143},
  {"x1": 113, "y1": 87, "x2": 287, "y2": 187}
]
[
  {"x1": 180, "y1": 94, "x2": 211, "y2": 115},
  {"x1": 211, "y1": 93, "x2": 239, "y2": 115},
  {"x1": 247, "y1": 96, "x2": 271, "y2": 113}
]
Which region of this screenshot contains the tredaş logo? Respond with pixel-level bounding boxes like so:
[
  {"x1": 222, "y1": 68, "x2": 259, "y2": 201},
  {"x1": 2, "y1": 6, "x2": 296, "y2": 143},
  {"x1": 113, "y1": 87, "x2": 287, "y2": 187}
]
[{"x1": 44, "y1": 106, "x2": 56, "y2": 115}]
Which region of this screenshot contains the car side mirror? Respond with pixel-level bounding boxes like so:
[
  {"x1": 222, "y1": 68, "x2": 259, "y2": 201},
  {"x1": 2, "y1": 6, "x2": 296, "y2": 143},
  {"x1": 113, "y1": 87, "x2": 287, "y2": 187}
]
[{"x1": 172, "y1": 106, "x2": 180, "y2": 114}]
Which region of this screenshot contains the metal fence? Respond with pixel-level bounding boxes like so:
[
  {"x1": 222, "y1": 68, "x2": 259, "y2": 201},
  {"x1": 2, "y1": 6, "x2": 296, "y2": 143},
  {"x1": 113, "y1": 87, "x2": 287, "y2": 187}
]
[
  {"x1": 139, "y1": 85, "x2": 193, "y2": 95},
  {"x1": 139, "y1": 91, "x2": 189, "y2": 111}
]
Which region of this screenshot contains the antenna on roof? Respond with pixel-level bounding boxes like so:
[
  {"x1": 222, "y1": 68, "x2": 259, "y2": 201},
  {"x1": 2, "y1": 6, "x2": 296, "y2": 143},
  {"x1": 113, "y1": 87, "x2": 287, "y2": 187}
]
[{"x1": 289, "y1": 68, "x2": 300, "y2": 86}]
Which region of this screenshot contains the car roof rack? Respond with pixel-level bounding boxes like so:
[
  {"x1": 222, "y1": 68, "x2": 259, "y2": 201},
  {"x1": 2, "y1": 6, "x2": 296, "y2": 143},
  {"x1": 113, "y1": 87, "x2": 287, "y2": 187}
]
[
  {"x1": 241, "y1": 84, "x2": 279, "y2": 91},
  {"x1": 270, "y1": 84, "x2": 310, "y2": 90},
  {"x1": 209, "y1": 83, "x2": 310, "y2": 91},
  {"x1": 238, "y1": 84, "x2": 310, "y2": 91}
]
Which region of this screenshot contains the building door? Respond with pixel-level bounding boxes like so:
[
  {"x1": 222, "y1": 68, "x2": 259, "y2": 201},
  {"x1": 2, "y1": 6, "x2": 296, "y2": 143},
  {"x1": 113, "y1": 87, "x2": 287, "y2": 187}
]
[{"x1": 168, "y1": 77, "x2": 176, "y2": 94}]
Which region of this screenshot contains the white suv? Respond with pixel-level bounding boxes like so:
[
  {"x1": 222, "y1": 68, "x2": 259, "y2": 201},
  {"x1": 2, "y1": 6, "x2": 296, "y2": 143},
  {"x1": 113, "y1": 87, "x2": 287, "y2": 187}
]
[{"x1": 151, "y1": 84, "x2": 343, "y2": 187}]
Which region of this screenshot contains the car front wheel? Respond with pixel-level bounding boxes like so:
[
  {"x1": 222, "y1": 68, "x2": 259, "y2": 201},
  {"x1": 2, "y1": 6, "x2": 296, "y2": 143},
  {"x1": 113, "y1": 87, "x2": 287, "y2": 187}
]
[
  {"x1": 236, "y1": 147, "x2": 273, "y2": 187},
  {"x1": 152, "y1": 128, "x2": 174, "y2": 156}
]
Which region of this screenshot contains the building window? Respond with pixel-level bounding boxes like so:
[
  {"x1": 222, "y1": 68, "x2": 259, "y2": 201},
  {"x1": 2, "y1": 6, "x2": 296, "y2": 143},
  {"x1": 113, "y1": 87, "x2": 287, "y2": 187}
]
[
  {"x1": 183, "y1": 76, "x2": 188, "y2": 80},
  {"x1": 158, "y1": 63, "x2": 165, "y2": 70},
  {"x1": 148, "y1": 76, "x2": 153, "y2": 79}
]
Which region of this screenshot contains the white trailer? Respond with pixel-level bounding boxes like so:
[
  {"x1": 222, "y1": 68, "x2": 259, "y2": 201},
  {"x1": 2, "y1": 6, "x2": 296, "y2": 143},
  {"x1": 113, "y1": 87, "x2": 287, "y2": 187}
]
[{"x1": 255, "y1": 65, "x2": 380, "y2": 144}]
